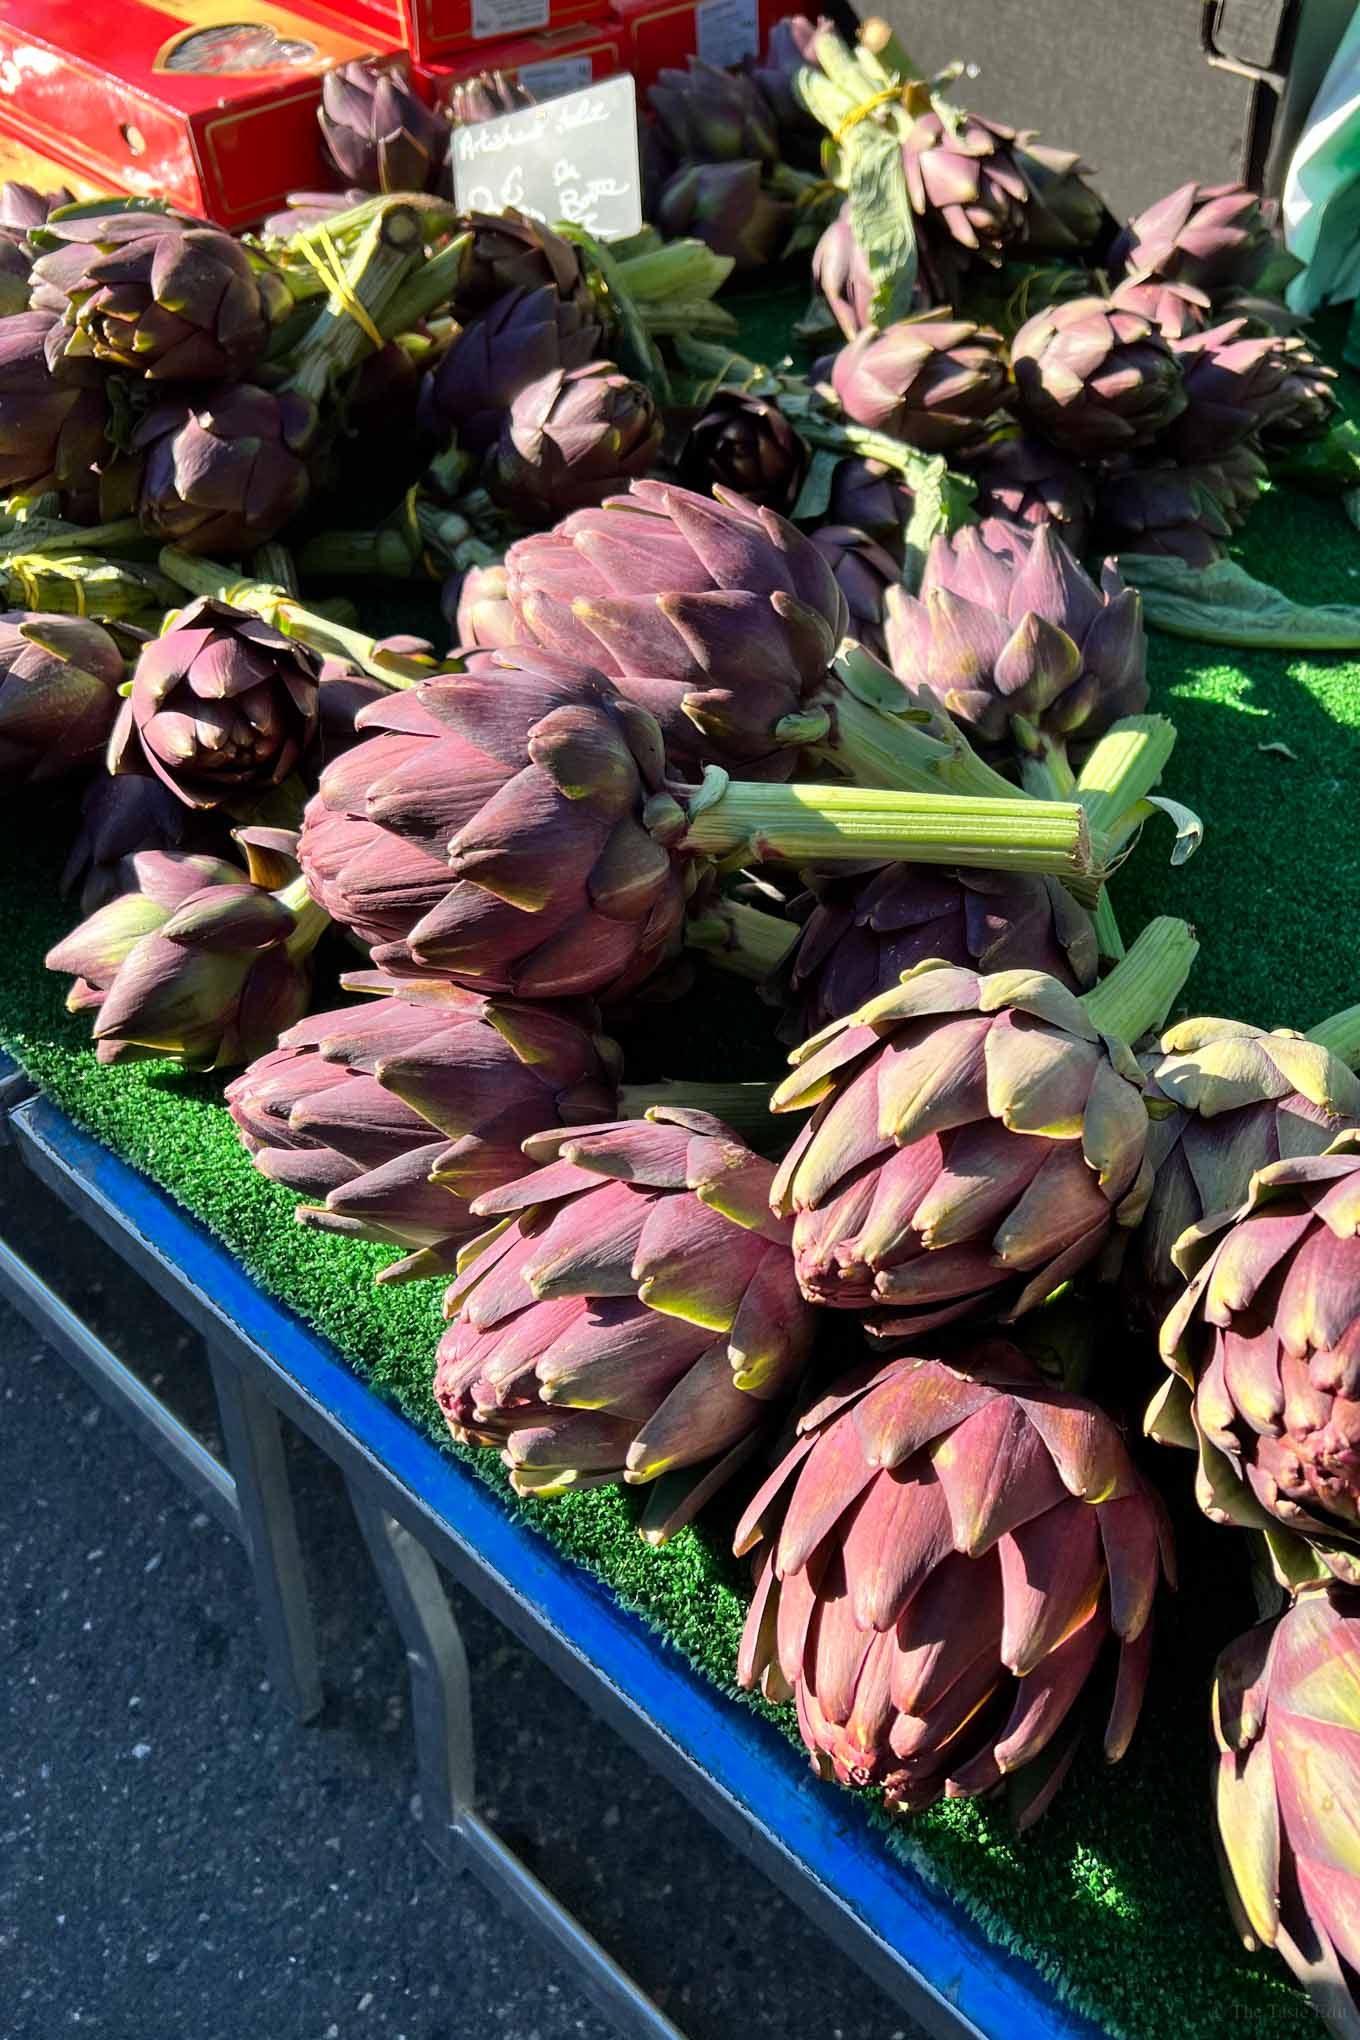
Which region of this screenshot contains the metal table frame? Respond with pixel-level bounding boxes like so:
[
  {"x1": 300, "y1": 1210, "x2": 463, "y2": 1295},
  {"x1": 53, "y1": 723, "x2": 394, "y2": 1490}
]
[{"x1": 0, "y1": 1064, "x2": 1106, "y2": 2040}]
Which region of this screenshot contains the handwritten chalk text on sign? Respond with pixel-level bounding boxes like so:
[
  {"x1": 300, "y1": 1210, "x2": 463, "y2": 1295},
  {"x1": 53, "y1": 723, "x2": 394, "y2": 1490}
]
[{"x1": 450, "y1": 73, "x2": 642, "y2": 241}]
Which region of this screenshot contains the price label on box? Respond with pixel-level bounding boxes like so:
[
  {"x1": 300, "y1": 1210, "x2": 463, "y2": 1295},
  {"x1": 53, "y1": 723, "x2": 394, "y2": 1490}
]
[
  {"x1": 471, "y1": 0, "x2": 549, "y2": 34},
  {"x1": 695, "y1": 0, "x2": 758, "y2": 68},
  {"x1": 517, "y1": 54, "x2": 593, "y2": 97},
  {"x1": 450, "y1": 69, "x2": 641, "y2": 237}
]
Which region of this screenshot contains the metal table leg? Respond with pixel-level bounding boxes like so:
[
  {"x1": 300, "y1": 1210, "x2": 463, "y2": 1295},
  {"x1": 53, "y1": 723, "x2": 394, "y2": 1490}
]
[
  {"x1": 347, "y1": 1478, "x2": 691, "y2": 2040},
  {"x1": 207, "y1": 1341, "x2": 323, "y2": 1725}
]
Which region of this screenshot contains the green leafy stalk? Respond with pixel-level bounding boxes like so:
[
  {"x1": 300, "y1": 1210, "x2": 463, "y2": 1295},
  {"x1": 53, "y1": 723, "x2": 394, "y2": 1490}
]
[
  {"x1": 1118, "y1": 555, "x2": 1360, "y2": 649},
  {"x1": 1080, "y1": 916, "x2": 1198, "y2": 1042}
]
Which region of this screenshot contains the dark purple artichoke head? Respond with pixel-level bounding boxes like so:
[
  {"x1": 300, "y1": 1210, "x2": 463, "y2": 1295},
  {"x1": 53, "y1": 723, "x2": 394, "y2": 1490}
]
[
  {"x1": 318, "y1": 59, "x2": 448, "y2": 195},
  {"x1": 447, "y1": 69, "x2": 534, "y2": 127},
  {"x1": 502, "y1": 477, "x2": 848, "y2": 780},
  {"x1": 1010, "y1": 295, "x2": 1186, "y2": 457},
  {"x1": 61, "y1": 771, "x2": 224, "y2": 914},
  {"x1": 227, "y1": 977, "x2": 620, "y2": 1283},
  {"x1": 770, "y1": 957, "x2": 1152, "y2": 1331},
  {"x1": 823, "y1": 455, "x2": 913, "y2": 549},
  {"x1": 131, "y1": 383, "x2": 317, "y2": 556},
  {"x1": 901, "y1": 109, "x2": 1030, "y2": 297},
  {"x1": 0, "y1": 309, "x2": 109, "y2": 498},
  {"x1": 1158, "y1": 1133, "x2": 1360, "y2": 1579},
  {"x1": 0, "y1": 613, "x2": 128, "y2": 789},
  {"x1": 812, "y1": 202, "x2": 877, "y2": 343},
  {"x1": 806, "y1": 525, "x2": 899, "y2": 656},
  {"x1": 959, "y1": 434, "x2": 1094, "y2": 552},
  {"x1": 450, "y1": 561, "x2": 515, "y2": 651},
  {"x1": 735, "y1": 1344, "x2": 1171, "y2": 1820},
  {"x1": 1012, "y1": 139, "x2": 1105, "y2": 255},
  {"x1": 298, "y1": 645, "x2": 691, "y2": 1002},
  {"x1": 29, "y1": 206, "x2": 281, "y2": 383},
  {"x1": 885, "y1": 521, "x2": 1147, "y2": 771},
  {"x1": 679, "y1": 389, "x2": 808, "y2": 511},
  {"x1": 487, "y1": 361, "x2": 663, "y2": 527},
  {"x1": 1161, "y1": 318, "x2": 1292, "y2": 462},
  {"x1": 745, "y1": 14, "x2": 824, "y2": 157},
  {"x1": 770, "y1": 862, "x2": 1098, "y2": 1044},
  {"x1": 419, "y1": 283, "x2": 605, "y2": 455},
  {"x1": 435, "y1": 1106, "x2": 815, "y2": 1518},
  {"x1": 1109, "y1": 273, "x2": 1212, "y2": 342},
  {"x1": 0, "y1": 179, "x2": 74, "y2": 242},
  {"x1": 1214, "y1": 1586, "x2": 1360, "y2": 2035},
  {"x1": 1130, "y1": 1018, "x2": 1360, "y2": 1327},
  {"x1": 654, "y1": 161, "x2": 792, "y2": 274},
  {"x1": 649, "y1": 56, "x2": 779, "y2": 168},
  {"x1": 830, "y1": 311, "x2": 1008, "y2": 452},
  {"x1": 1259, "y1": 336, "x2": 1340, "y2": 448},
  {"x1": 45, "y1": 842, "x2": 317, "y2": 1070},
  {"x1": 109, "y1": 597, "x2": 322, "y2": 813},
  {"x1": 1110, "y1": 179, "x2": 1276, "y2": 296},
  {"x1": 1092, "y1": 460, "x2": 1234, "y2": 567},
  {"x1": 454, "y1": 209, "x2": 594, "y2": 322}
]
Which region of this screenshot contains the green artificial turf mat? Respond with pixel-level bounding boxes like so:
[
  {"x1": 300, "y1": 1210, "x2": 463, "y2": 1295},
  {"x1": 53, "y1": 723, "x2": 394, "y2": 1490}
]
[{"x1": 4, "y1": 290, "x2": 1358, "y2": 2040}]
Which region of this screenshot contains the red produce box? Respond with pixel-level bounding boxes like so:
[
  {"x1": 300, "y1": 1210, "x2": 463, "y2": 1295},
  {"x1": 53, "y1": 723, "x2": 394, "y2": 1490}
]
[
  {"x1": 0, "y1": 0, "x2": 400, "y2": 231},
  {"x1": 284, "y1": 0, "x2": 403, "y2": 37},
  {"x1": 396, "y1": 0, "x2": 610, "y2": 65},
  {"x1": 413, "y1": 19, "x2": 623, "y2": 108},
  {"x1": 611, "y1": 0, "x2": 775, "y2": 91}
]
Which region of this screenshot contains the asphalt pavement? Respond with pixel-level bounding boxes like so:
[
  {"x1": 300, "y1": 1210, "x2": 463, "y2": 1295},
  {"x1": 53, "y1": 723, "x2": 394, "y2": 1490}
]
[{"x1": 0, "y1": 1141, "x2": 924, "y2": 2040}]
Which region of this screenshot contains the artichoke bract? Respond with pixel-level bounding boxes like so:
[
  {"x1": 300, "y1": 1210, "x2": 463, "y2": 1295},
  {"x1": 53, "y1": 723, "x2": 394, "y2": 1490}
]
[
  {"x1": 654, "y1": 162, "x2": 792, "y2": 274},
  {"x1": 960, "y1": 435, "x2": 1093, "y2": 552},
  {"x1": 900, "y1": 109, "x2": 1029, "y2": 296},
  {"x1": 454, "y1": 210, "x2": 594, "y2": 321},
  {"x1": 488, "y1": 362, "x2": 663, "y2": 527},
  {"x1": 227, "y1": 978, "x2": 620, "y2": 1283},
  {"x1": 746, "y1": 14, "x2": 823, "y2": 157},
  {"x1": 45, "y1": 841, "x2": 324, "y2": 1070},
  {"x1": 770, "y1": 864, "x2": 1098, "y2": 1045},
  {"x1": 649, "y1": 57, "x2": 780, "y2": 168},
  {"x1": 1162, "y1": 319, "x2": 1291, "y2": 462},
  {"x1": 813, "y1": 203, "x2": 877, "y2": 342},
  {"x1": 1092, "y1": 462, "x2": 1235, "y2": 567},
  {"x1": 884, "y1": 521, "x2": 1147, "y2": 773},
  {"x1": 30, "y1": 207, "x2": 281, "y2": 383},
  {"x1": 829, "y1": 312, "x2": 1008, "y2": 452},
  {"x1": 1156, "y1": 1133, "x2": 1360, "y2": 1583},
  {"x1": 0, "y1": 613, "x2": 129, "y2": 788},
  {"x1": 1131, "y1": 1016, "x2": 1360, "y2": 1323},
  {"x1": 418, "y1": 284, "x2": 605, "y2": 457},
  {"x1": 806, "y1": 525, "x2": 899, "y2": 656},
  {"x1": 318, "y1": 58, "x2": 448, "y2": 195},
  {"x1": 679, "y1": 390, "x2": 809, "y2": 512},
  {"x1": 436, "y1": 1107, "x2": 815, "y2": 1529},
  {"x1": 1108, "y1": 274, "x2": 1211, "y2": 342},
  {"x1": 824, "y1": 455, "x2": 914, "y2": 546},
  {"x1": 451, "y1": 561, "x2": 516, "y2": 651},
  {"x1": 1010, "y1": 296, "x2": 1186, "y2": 457},
  {"x1": 1214, "y1": 1586, "x2": 1360, "y2": 2037},
  {"x1": 768, "y1": 941, "x2": 1182, "y2": 1332},
  {"x1": 109, "y1": 597, "x2": 322, "y2": 813},
  {"x1": 1013, "y1": 140, "x2": 1105, "y2": 255},
  {"x1": 502, "y1": 479, "x2": 848, "y2": 780},
  {"x1": 1110, "y1": 179, "x2": 1275, "y2": 296},
  {"x1": 0, "y1": 310, "x2": 108, "y2": 500},
  {"x1": 131, "y1": 384, "x2": 317, "y2": 556},
  {"x1": 446, "y1": 69, "x2": 534, "y2": 127},
  {"x1": 735, "y1": 1345, "x2": 1172, "y2": 1822},
  {"x1": 1258, "y1": 336, "x2": 1340, "y2": 448},
  {"x1": 61, "y1": 773, "x2": 219, "y2": 913}
]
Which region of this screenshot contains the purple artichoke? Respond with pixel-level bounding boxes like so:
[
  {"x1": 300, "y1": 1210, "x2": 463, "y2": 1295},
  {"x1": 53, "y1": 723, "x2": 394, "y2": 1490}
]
[
  {"x1": 109, "y1": 597, "x2": 321, "y2": 813},
  {"x1": 487, "y1": 361, "x2": 663, "y2": 527},
  {"x1": 227, "y1": 978, "x2": 619, "y2": 1283},
  {"x1": 29, "y1": 206, "x2": 281, "y2": 383},
  {"x1": 769, "y1": 956, "x2": 1153, "y2": 1330},
  {"x1": 1110, "y1": 180, "x2": 1276, "y2": 296},
  {"x1": 298, "y1": 646, "x2": 690, "y2": 1001},
  {"x1": 654, "y1": 161, "x2": 792, "y2": 274},
  {"x1": 436, "y1": 1107, "x2": 815, "y2": 1519},
  {"x1": 678, "y1": 389, "x2": 808, "y2": 511},
  {"x1": 418, "y1": 283, "x2": 605, "y2": 456},
  {"x1": 1162, "y1": 319, "x2": 1292, "y2": 462},
  {"x1": 649, "y1": 57, "x2": 779, "y2": 168},
  {"x1": 959, "y1": 435, "x2": 1094, "y2": 552},
  {"x1": 0, "y1": 180, "x2": 72, "y2": 312},
  {"x1": 769, "y1": 863, "x2": 1098, "y2": 1044},
  {"x1": 1259, "y1": 336, "x2": 1340, "y2": 448},
  {"x1": 806, "y1": 525, "x2": 899, "y2": 656},
  {"x1": 318, "y1": 59, "x2": 448, "y2": 195},
  {"x1": 1010, "y1": 296, "x2": 1186, "y2": 457},
  {"x1": 61, "y1": 773, "x2": 224, "y2": 914},
  {"x1": 447, "y1": 69, "x2": 534, "y2": 127},
  {"x1": 1131, "y1": 1017, "x2": 1360, "y2": 1325},
  {"x1": 736, "y1": 1345, "x2": 1171, "y2": 1821},
  {"x1": 812, "y1": 203, "x2": 876, "y2": 342},
  {"x1": 823, "y1": 455, "x2": 913, "y2": 548},
  {"x1": 1109, "y1": 274, "x2": 1212, "y2": 342},
  {"x1": 131, "y1": 384, "x2": 317, "y2": 556},
  {"x1": 501, "y1": 478, "x2": 847, "y2": 780},
  {"x1": 1012, "y1": 140, "x2": 1105, "y2": 255},
  {"x1": 1214, "y1": 1587, "x2": 1360, "y2": 2037},
  {"x1": 0, "y1": 613, "x2": 129, "y2": 788},
  {"x1": 45, "y1": 841, "x2": 320, "y2": 1070},
  {"x1": 0, "y1": 310, "x2": 109, "y2": 499},
  {"x1": 745, "y1": 16, "x2": 823, "y2": 149},
  {"x1": 830, "y1": 312, "x2": 1008, "y2": 453},
  {"x1": 884, "y1": 521, "x2": 1147, "y2": 771},
  {"x1": 451, "y1": 561, "x2": 516, "y2": 651},
  {"x1": 900, "y1": 109, "x2": 1030, "y2": 297},
  {"x1": 454, "y1": 211, "x2": 594, "y2": 322},
  {"x1": 1092, "y1": 462, "x2": 1234, "y2": 566},
  {"x1": 1158, "y1": 1135, "x2": 1360, "y2": 1580}
]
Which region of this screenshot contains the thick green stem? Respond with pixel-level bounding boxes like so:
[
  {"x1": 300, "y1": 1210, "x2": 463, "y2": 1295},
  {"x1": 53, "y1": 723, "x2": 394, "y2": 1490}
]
[
  {"x1": 617, "y1": 1080, "x2": 778, "y2": 1138},
  {"x1": 1080, "y1": 916, "x2": 1197, "y2": 1043},
  {"x1": 1074, "y1": 716, "x2": 1179, "y2": 849},
  {"x1": 683, "y1": 900, "x2": 798, "y2": 979},
  {"x1": 297, "y1": 528, "x2": 422, "y2": 580},
  {"x1": 1, "y1": 554, "x2": 177, "y2": 618},
  {"x1": 283, "y1": 202, "x2": 426, "y2": 404},
  {"x1": 0, "y1": 517, "x2": 146, "y2": 560},
  {"x1": 1305, "y1": 1002, "x2": 1360, "y2": 1069},
  {"x1": 249, "y1": 543, "x2": 298, "y2": 597},
  {"x1": 808, "y1": 672, "x2": 1024, "y2": 801},
  {"x1": 377, "y1": 233, "x2": 471, "y2": 341},
  {"x1": 1091, "y1": 888, "x2": 1126, "y2": 962},
  {"x1": 673, "y1": 777, "x2": 1092, "y2": 878}
]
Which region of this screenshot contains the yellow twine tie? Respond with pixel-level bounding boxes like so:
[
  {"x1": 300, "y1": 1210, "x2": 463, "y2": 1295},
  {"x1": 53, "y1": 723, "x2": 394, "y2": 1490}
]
[
  {"x1": 299, "y1": 227, "x2": 385, "y2": 350},
  {"x1": 832, "y1": 84, "x2": 903, "y2": 143}
]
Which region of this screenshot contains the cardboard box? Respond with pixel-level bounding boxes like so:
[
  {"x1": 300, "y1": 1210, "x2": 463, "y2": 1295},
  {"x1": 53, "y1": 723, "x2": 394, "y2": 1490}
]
[
  {"x1": 413, "y1": 18, "x2": 624, "y2": 107},
  {"x1": 0, "y1": 0, "x2": 399, "y2": 231},
  {"x1": 611, "y1": 0, "x2": 775, "y2": 91},
  {"x1": 396, "y1": 0, "x2": 611, "y2": 65}
]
